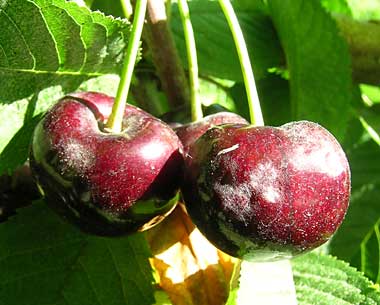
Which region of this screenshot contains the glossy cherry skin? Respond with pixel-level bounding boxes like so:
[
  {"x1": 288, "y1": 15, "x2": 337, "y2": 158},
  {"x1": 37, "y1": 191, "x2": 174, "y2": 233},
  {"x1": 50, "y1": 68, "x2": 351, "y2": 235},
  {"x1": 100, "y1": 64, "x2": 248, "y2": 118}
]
[
  {"x1": 182, "y1": 121, "x2": 350, "y2": 261},
  {"x1": 30, "y1": 92, "x2": 183, "y2": 236},
  {"x1": 175, "y1": 112, "x2": 248, "y2": 155}
]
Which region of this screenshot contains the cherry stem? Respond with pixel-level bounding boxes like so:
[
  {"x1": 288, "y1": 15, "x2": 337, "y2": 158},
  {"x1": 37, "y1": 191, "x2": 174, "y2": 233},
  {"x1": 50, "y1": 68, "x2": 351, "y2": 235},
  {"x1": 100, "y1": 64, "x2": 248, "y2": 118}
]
[
  {"x1": 106, "y1": 0, "x2": 147, "y2": 132},
  {"x1": 178, "y1": 0, "x2": 203, "y2": 121},
  {"x1": 218, "y1": 0, "x2": 264, "y2": 126},
  {"x1": 121, "y1": 0, "x2": 133, "y2": 19}
]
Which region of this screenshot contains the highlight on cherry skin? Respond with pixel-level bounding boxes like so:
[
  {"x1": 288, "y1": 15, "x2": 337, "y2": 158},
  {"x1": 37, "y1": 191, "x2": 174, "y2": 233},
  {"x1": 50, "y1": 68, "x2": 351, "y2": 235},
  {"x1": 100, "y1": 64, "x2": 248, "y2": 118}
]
[
  {"x1": 181, "y1": 121, "x2": 351, "y2": 261},
  {"x1": 29, "y1": 92, "x2": 184, "y2": 236}
]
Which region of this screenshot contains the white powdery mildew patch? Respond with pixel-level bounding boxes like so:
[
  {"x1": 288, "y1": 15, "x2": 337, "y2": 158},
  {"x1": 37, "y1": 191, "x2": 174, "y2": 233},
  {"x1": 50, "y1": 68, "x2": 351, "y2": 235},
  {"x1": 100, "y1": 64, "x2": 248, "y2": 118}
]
[
  {"x1": 249, "y1": 161, "x2": 282, "y2": 204},
  {"x1": 60, "y1": 139, "x2": 95, "y2": 172},
  {"x1": 292, "y1": 142, "x2": 344, "y2": 177},
  {"x1": 122, "y1": 114, "x2": 145, "y2": 138},
  {"x1": 213, "y1": 159, "x2": 284, "y2": 225},
  {"x1": 214, "y1": 180, "x2": 253, "y2": 225}
]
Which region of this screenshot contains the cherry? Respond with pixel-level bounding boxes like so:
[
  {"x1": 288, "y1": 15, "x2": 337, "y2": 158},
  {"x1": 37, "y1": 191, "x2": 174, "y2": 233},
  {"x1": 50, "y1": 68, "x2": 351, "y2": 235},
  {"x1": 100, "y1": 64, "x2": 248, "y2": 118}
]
[
  {"x1": 182, "y1": 121, "x2": 350, "y2": 261},
  {"x1": 29, "y1": 92, "x2": 184, "y2": 236},
  {"x1": 175, "y1": 112, "x2": 249, "y2": 155}
]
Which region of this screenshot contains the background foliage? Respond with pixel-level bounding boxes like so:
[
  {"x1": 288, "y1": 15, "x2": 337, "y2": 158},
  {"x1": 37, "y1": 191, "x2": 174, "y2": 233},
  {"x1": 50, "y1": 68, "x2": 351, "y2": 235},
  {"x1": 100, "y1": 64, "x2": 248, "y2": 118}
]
[{"x1": 1, "y1": 0, "x2": 380, "y2": 304}]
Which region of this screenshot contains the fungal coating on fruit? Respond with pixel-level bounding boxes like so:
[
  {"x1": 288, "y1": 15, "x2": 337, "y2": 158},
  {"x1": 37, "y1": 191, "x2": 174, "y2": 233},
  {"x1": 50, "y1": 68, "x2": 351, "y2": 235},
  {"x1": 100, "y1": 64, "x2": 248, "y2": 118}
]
[
  {"x1": 30, "y1": 92, "x2": 183, "y2": 236},
  {"x1": 182, "y1": 121, "x2": 350, "y2": 261}
]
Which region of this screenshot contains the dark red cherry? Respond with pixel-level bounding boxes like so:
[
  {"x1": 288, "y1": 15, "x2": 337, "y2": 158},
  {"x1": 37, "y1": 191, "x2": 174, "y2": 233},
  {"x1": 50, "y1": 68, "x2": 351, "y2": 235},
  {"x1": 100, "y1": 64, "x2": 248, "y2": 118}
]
[
  {"x1": 30, "y1": 92, "x2": 183, "y2": 236},
  {"x1": 175, "y1": 112, "x2": 248, "y2": 155},
  {"x1": 182, "y1": 121, "x2": 350, "y2": 261}
]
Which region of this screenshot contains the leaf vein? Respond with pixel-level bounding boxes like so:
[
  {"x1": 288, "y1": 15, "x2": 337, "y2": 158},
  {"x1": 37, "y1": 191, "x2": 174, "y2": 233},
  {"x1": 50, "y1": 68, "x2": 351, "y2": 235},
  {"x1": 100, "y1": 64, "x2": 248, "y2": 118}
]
[
  {"x1": 0, "y1": 43, "x2": 9, "y2": 66},
  {"x1": 0, "y1": 66, "x2": 102, "y2": 77}
]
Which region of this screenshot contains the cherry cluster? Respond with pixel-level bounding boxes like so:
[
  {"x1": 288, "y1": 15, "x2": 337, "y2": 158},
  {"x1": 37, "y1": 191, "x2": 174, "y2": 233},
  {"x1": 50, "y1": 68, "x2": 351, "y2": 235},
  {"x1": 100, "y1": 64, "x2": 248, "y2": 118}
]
[{"x1": 29, "y1": 92, "x2": 350, "y2": 261}]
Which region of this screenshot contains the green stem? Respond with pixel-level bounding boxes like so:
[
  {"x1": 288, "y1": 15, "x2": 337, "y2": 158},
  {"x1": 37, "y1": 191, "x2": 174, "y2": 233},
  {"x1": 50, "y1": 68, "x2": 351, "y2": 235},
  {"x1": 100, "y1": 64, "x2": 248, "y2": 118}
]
[
  {"x1": 178, "y1": 0, "x2": 202, "y2": 121},
  {"x1": 218, "y1": 0, "x2": 264, "y2": 126},
  {"x1": 166, "y1": 0, "x2": 172, "y2": 23},
  {"x1": 106, "y1": 0, "x2": 147, "y2": 132},
  {"x1": 120, "y1": 0, "x2": 133, "y2": 19}
]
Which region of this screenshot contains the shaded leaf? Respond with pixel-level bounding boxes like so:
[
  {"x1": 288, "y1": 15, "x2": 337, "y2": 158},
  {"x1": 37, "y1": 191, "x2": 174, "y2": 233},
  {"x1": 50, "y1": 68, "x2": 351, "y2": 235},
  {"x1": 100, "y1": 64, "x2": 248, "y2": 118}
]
[
  {"x1": 329, "y1": 182, "x2": 380, "y2": 284},
  {"x1": 230, "y1": 74, "x2": 291, "y2": 125},
  {"x1": 329, "y1": 102, "x2": 380, "y2": 283},
  {"x1": 171, "y1": 1, "x2": 283, "y2": 82},
  {"x1": 0, "y1": 200, "x2": 155, "y2": 305},
  {"x1": 346, "y1": 125, "x2": 380, "y2": 188},
  {"x1": 268, "y1": 0, "x2": 352, "y2": 140},
  {"x1": 90, "y1": 0, "x2": 124, "y2": 18}
]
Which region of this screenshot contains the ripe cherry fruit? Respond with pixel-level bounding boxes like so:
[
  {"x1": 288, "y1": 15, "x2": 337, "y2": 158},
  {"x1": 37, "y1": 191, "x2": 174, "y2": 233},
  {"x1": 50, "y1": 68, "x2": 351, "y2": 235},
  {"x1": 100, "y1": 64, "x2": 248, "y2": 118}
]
[
  {"x1": 30, "y1": 92, "x2": 183, "y2": 236},
  {"x1": 175, "y1": 112, "x2": 249, "y2": 154},
  {"x1": 182, "y1": 121, "x2": 350, "y2": 261}
]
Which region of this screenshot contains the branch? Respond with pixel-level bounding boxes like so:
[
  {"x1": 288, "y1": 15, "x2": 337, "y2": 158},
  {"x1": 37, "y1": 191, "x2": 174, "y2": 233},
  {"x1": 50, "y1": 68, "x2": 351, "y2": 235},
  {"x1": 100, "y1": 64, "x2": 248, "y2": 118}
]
[
  {"x1": 335, "y1": 15, "x2": 380, "y2": 86},
  {"x1": 143, "y1": 0, "x2": 190, "y2": 109}
]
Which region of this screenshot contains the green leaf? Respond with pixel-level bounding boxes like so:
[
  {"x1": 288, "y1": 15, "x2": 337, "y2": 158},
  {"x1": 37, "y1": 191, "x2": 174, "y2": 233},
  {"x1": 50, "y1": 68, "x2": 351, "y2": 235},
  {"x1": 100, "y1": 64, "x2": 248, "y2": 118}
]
[
  {"x1": 0, "y1": 0, "x2": 131, "y2": 174},
  {"x1": 153, "y1": 290, "x2": 173, "y2": 305},
  {"x1": 225, "y1": 289, "x2": 238, "y2": 305},
  {"x1": 292, "y1": 252, "x2": 380, "y2": 305},
  {"x1": 0, "y1": 0, "x2": 130, "y2": 103},
  {"x1": 170, "y1": 1, "x2": 283, "y2": 82},
  {"x1": 358, "y1": 104, "x2": 380, "y2": 140},
  {"x1": 361, "y1": 85, "x2": 380, "y2": 104},
  {"x1": 258, "y1": 75, "x2": 291, "y2": 126},
  {"x1": 329, "y1": 181, "x2": 380, "y2": 284},
  {"x1": 352, "y1": 220, "x2": 380, "y2": 284},
  {"x1": 347, "y1": 125, "x2": 380, "y2": 188},
  {"x1": 225, "y1": 253, "x2": 380, "y2": 305},
  {"x1": 321, "y1": 0, "x2": 352, "y2": 15},
  {"x1": 90, "y1": 0, "x2": 124, "y2": 18},
  {"x1": 233, "y1": 0, "x2": 268, "y2": 12},
  {"x1": 268, "y1": 0, "x2": 352, "y2": 141},
  {"x1": 329, "y1": 100, "x2": 380, "y2": 283},
  {"x1": 0, "y1": 200, "x2": 155, "y2": 305},
  {"x1": 230, "y1": 75, "x2": 291, "y2": 125},
  {"x1": 199, "y1": 77, "x2": 236, "y2": 112}
]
